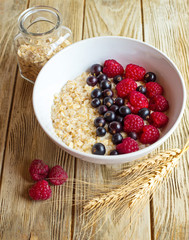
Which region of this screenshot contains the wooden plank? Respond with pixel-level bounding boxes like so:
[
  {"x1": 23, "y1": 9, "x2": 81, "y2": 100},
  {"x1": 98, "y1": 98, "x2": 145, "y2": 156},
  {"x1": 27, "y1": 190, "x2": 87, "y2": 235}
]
[
  {"x1": 0, "y1": 0, "x2": 29, "y2": 175},
  {"x1": 73, "y1": 0, "x2": 151, "y2": 239},
  {"x1": 142, "y1": 0, "x2": 189, "y2": 239},
  {"x1": 0, "y1": 1, "x2": 84, "y2": 239}
]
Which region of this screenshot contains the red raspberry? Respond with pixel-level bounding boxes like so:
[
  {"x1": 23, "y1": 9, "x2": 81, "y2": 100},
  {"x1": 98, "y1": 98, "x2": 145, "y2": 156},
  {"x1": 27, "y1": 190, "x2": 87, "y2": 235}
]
[
  {"x1": 116, "y1": 137, "x2": 139, "y2": 154},
  {"x1": 29, "y1": 180, "x2": 52, "y2": 200},
  {"x1": 103, "y1": 59, "x2": 124, "y2": 78},
  {"x1": 116, "y1": 78, "x2": 137, "y2": 98},
  {"x1": 29, "y1": 159, "x2": 49, "y2": 181},
  {"x1": 124, "y1": 114, "x2": 144, "y2": 133},
  {"x1": 140, "y1": 125, "x2": 160, "y2": 144},
  {"x1": 49, "y1": 165, "x2": 68, "y2": 185},
  {"x1": 149, "y1": 112, "x2": 169, "y2": 128},
  {"x1": 128, "y1": 91, "x2": 149, "y2": 113},
  {"x1": 125, "y1": 64, "x2": 146, "y2": 81},
  {"x1": 146, "y1": 82, "x2": 163, "y2": 98},
  {"x1": 149, "y1": 95, "x2": 169, "y2": 112}
]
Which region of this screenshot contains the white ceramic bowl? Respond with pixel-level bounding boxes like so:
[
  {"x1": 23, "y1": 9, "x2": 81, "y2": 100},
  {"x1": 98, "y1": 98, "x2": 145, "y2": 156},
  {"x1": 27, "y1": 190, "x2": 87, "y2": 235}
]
[{"x1": 33, "y1": 36, "x2": 186, "y2": 165}]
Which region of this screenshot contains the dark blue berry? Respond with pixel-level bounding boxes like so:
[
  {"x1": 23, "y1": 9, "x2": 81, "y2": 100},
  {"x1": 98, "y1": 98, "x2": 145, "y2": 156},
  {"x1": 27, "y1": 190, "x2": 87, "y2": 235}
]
[
  {"x1": 110, "y1": 150, "x2": 119, "y2": 155},
  {"x1": 98, "y1": 105, "x2": 108, "y2": 115},
  {"x1": 91, "y1": 88, "x2": 102, "y2": 99},
  {"x1": 104, "y1": 111, "x2": 116, "y2": 122},
  {"x1": 97, "y1": 73, "x2": 108, "y2": 83},
  {"x1": 103, "y1": 97, "x2": 114, "y2": 108},
  {"x1": 128, "y1": 132, "x2": 138, "y2": 140},
  {"x1": 119, "y1": 106, "x2": 131, "y2": 117},
  {"x1": 94, "y1": 117, "x2": 106, "y2": 127},
  {"x1": 108, "y1": 121, "x2": 122, "y2": 134},
  {"x1": 100, "y1": 80, "x2": 111, "y2": 90},
  {"x1": 109, "y1": 105, "x2": 119, "y2": 113},
  {"x1": 90, "y1": 64, "x2": 102, "y2": 76},
  {"x1": 138, "y1": 108, "x2": 150, "y2": 120},
  {"x1": 86, "y1": 76, "x2": 98, "y2": 86},
  {"x1": 91, "y1": 98, "x2": 101, "y2": 108},
  {"x1": 136, "y1": 85, "x2": 147, "y2": 94},
  {"x1": 113, "y1": 75, "x2": 123, "y2": 84},
  {"x1": 115, "y1": 115, "x2": 124, "y2": 124},
  {"x1": 96, "y1": 127, "x2": 106, "y2": 137},
  {"x1": 102, "y1": 89, "x2": 113, "y2": 98},
  {"x1": 114, "y1": 97, "x2": 124, "y2": 106},
  {"x1": 92, "y1": 143, "x2": 106, "y2": 155},
  {"x1": 144, "y1": 72, "x2": 156, "y2": 82},
  {"x1": 112, "y1": 133, "x2": 123, "y2": 145}
]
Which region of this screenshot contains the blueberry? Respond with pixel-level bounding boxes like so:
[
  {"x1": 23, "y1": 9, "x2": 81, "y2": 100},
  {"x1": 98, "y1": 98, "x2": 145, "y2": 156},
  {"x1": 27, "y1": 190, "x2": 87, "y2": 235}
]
[
  {"x1": 112, "y1": 133, "x2": 123, "y2": 145},
  {"x1": 94, "y1": 117, "x2": 106, "y2": 127},
  {"x1": 91, "y1": 88, "x2": 102, "y2": 99},
  {"x1": 109, "y1": 105, "x2": 119, "y2": 113},
  {"x1": 86, "y1": 76, "x2": 98, "y2": 86},
  {"x1": 109, "y1": 150, "x2": 119, "y2": 155},
  {"x1": 96, "y1": 127, "x2": 106, "y2": 137},
  {"x1": 97, "y1": 73, "x2": 108, "y2": 83},
  {"x1": 108, "y1": 121, "x2": 122, "y2": 134},
  {"x1": 103, "y1": 97, "x2": 114, "y2": 108},
  {"x1": 138, "y1": 108, "x2": 150, "y2": 120},
  {"x1": 98, "y1": 105, "x2": 108, "y2": 115},
  {"x1": 119, "y1": 106, "x2": 131, "y2": 117},
  {"x1": 115, "y1": 115, "x2": 124, "y2": 124},
  {"x1": 92, "y1": 143, "x2": 106, "y2": 155},
  {"x1": 90, "y1": 64, "x2": 102, "y2": 76},
  {"x1": 100, "y1": 80, "x2": 111, "y2": 90},
  {"x1": 113, "y1": 75, "x2": 123, "y2": 84},
  {"x1": 104, "y1": 111, "x2": 116, "y2": 122},
  {"x1": 128, "y1": 132, "x2": 138, "y2": 140},
  {"x1": 91, "y1": 98, "x2": 101, "y2": 108},
  {"x1": 136, "y1": 85, "x2": 147, "y2": 95},
  {"x1": 102, "y1": 89, "x2": 113, "y2": 98},
  {"x1": 114, "y1": 97, "x2": 124, "y2": 106},
  {"x1": 144, "y1": 72, "x2": 156, "y2": 82}
]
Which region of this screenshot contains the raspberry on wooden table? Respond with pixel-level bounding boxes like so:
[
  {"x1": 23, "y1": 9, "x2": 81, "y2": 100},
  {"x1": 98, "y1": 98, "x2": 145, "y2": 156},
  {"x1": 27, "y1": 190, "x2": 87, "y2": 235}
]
[
  {"x1": 128, "y1": 90, "x2": 149, "y2": 113},
  {"x1": 123, "y1": 114, "x2": 144, "y2": 133},
  {"x1": 149, "y1": 95, "x2": 169, "y2": 112},
  {"x1": 103, "y1": 59, "x2": 124, "y2": 78},
  {"x1": 116, "y1": 137, "x2": 139, "y2": 154},
  {"x1": 146, "y1": 82, "x2": 163, "y2": 98},
  {"x1": 116, "y1": 78, "x2": 137, "y2": 98},
  {"x1": 29, "y1": 159, "x2": 49, "y2": 181},
  {"x1": 125, "y1": 64, "x2": 146, "y2": 81},
  {"x1": 49, "y1": 165, "x2": 68, "y2": 185},
  {"x1": 149, "y1": 112, "x2": 169, "y2": 128},
  {"x1": 140, "y1": 125, "x2": 160, "y2": 144},
  {"x1": 29, "y1": 180, "x2": 52, "y2": 200}
]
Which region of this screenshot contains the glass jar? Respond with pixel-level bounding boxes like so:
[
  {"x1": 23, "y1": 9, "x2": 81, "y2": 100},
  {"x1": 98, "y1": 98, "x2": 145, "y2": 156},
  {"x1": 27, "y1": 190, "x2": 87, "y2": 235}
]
[{"x1": 14, "y1": 6, "x2": 72, "y2": 83}]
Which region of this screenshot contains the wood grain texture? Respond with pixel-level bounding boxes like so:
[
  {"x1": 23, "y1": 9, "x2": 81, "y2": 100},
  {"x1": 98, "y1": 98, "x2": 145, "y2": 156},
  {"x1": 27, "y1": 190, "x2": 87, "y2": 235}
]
[
  {"x1": 0, "y1": 0, "x2": 84, "y2": 239},
  {"x1": 72, "y1": 1, "x2": 151, "y2": 239},
  {"x1": 143, "y1": 0, "x2": 189, "y2": 239}
]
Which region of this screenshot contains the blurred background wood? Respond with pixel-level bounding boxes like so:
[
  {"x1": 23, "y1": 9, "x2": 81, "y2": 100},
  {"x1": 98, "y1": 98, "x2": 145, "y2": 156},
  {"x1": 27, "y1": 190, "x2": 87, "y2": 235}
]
[{"x1": 0, "y1": 0, "x2": 188, "y2": 239}]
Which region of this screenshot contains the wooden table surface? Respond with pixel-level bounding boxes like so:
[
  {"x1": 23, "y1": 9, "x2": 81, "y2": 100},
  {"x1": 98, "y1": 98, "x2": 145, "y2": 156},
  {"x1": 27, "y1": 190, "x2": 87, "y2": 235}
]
[{"x1": 0, "y1": 0, "x2": 189, "y2": 239}]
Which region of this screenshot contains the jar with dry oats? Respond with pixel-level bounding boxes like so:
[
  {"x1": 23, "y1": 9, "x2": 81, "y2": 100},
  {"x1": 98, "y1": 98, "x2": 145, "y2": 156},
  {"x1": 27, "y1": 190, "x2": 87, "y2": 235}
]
[{"x1": 14, "y1": 6, "x2": 72, "y2": 83}]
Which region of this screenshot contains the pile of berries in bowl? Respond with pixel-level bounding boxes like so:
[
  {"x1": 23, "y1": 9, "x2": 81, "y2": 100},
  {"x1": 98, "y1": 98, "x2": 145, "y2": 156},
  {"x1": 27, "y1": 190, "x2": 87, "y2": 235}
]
[
  {"x1": 33, "y1": 36, "x2": 186, "y2": 164},
  {"x1": 86, "y1": 60, "x2": 169, "y2": 156}
]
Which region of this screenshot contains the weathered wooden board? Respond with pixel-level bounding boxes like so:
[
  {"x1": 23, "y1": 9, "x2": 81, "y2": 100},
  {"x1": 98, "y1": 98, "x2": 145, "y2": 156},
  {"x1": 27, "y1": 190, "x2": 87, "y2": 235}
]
[
  {"x1": 0, "y1": 0, "x2": 84, "y2": 239},
  {"x1": 143, "y1": 0, "x2": 189, "y2": 239}
]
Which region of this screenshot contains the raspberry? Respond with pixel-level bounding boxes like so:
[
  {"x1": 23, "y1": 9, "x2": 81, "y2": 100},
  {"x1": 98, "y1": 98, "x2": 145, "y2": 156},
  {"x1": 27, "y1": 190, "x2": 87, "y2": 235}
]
[
  {"x1": 149, "y1": 112, "x2": 169, "y2": 128},
  {"x1": 29, "y1": 180, "x2": 52, "y2": 200},
  {"x1": 124, "y1": 114, "x2": 144, "y2": 133},
  {"x1": 146, "y1": 82, "x2": 163, "y2": 98},
  {"x1": 149, "y1": 95, "x2": 169, "y2": 112},
  {"x1": 116, "y1": 78, "x2": 137, "y2": 98},
  {"x1": 103, "y1": 59, "x2": 124, "y2": 78},
  {"x1": 140, "y1": 125, "x2": 160, "y2": 144},
  {"x1": 128, "y1": 91, "x2": 149, "y2": 113},
  {"x1": 49, "y1": 165, "x2": 68, "y2": 185},
  {"x1": 29, "y1": 159, "x2": 49, "y2": 181},
  {"x1": 116, "y1": 137, "x2": 139, "y2": 154},
  {"x1": 125, "y1": 64, "x2": 146, "y2": 81}
]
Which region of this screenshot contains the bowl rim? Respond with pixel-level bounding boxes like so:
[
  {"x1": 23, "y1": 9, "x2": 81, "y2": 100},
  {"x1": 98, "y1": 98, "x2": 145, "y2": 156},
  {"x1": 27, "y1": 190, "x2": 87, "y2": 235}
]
[{"x1": 33, "y1": 36, "x2": 186, "y2": 164}]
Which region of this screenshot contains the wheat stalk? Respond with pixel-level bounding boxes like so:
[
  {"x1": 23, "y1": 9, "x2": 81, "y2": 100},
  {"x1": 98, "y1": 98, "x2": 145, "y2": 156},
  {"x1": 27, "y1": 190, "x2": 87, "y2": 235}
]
[{"x1": 82, "y1": 139, "x2": 189, "y2": 234}]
